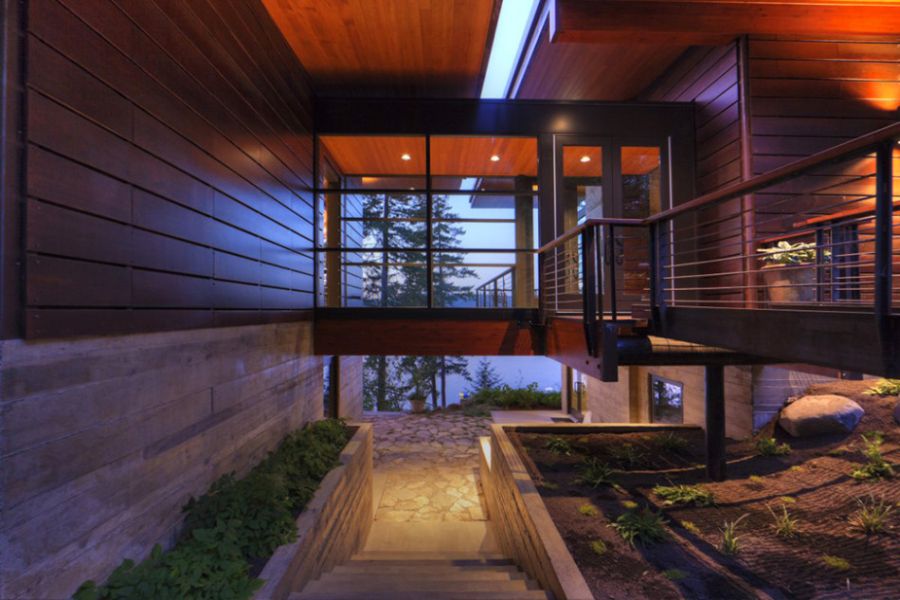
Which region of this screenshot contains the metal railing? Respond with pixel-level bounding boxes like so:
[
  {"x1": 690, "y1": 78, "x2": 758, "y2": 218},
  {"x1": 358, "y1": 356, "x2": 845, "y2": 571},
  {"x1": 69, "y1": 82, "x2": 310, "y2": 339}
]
[
  {"x1": 474, "y1": 267, "x2": 515, "y2": 308},
  {"x1": 537, "y1": 122, "x2": 900, "y2": 359}
]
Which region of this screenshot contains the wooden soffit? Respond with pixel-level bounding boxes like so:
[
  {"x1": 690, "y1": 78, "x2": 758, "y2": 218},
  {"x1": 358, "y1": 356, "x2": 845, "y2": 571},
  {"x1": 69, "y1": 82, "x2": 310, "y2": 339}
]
[
  {"x1": 262, "y1": 0, "x2": 500, "y2": 97},
  {"x1": 551, "y1": 0, "x2": 900, "y2": 45}
]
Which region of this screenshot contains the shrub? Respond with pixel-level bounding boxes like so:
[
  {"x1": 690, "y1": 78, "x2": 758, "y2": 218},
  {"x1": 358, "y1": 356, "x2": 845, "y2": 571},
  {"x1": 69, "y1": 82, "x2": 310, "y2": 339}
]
[
  {"x1": 849, "y1": 495, "x2": 894, "y2": 535},
  {"x1": 851, "y1": 432, "x2": 895, "y2": 481},
  {"x1": 545, "y1": 435, "x2": 574, "y2": 456},
  {"x1": 822, "y1": 555, "x2": 851, "y2": 571},
  {"x1": 767, "y1": 503, "x2": 798, "y2": 538},
  {"x1": 864, "y1": 379, "x2": 900, "y2": 397},
  {"x1": 653, "y1": 484, "x2": 715, "y2": 507},
  {"x1": 576, "y1": 458, "x2": 616, "y2": 488},
  {"x1": 590, "y1": 540, "x2": 608, "y2": 556},
  {"x1": 465, "y1": 383, "x2": 561, "y2": 410},
  {"x1": 756, "y1": 437, "x2": 791, "y2": 457},
  {"x1": 579, "y1": 503, "x2": 599, "y2": 517},
  {"x1": 610, "y1": 509, "x2": 668, "y2": 547},
  {"x1": 720, "y1": 514, "x2": 749, "y2": 555},
  {"x1": 75, "y1": 420, "x2": 350, "y2": 600}
]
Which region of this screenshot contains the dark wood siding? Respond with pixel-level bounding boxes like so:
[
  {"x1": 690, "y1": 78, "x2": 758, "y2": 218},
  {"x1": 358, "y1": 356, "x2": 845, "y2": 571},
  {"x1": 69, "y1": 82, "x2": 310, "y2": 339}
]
[
  {"x1": 22, "y1": 0, "x2": 316, "y2": 338},
  {"x1": 640, "y1": 42, "x2": 745, "y2": 196},
  {"x1": 748, "y1": 36, "x2": 900, "y2": 174}
]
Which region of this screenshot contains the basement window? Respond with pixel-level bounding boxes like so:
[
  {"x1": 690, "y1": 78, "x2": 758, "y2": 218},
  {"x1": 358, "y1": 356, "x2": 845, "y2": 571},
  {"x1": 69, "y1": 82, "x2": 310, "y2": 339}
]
[{"x1": 649, "y1": 374, "x2": 684, "y2": 424}]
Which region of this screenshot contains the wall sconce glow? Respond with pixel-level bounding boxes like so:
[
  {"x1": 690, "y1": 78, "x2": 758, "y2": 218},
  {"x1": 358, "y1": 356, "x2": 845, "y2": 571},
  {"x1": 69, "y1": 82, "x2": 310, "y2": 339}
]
[
  {"x1": 490, "y1": 154, "x2": 501, "y2": 162},
  {"x1": 580, "y1": 155, "x2": 591, "y2": 163},
  {"x1": 400, "y1": 153, "x2": 411, "y2": 161}
]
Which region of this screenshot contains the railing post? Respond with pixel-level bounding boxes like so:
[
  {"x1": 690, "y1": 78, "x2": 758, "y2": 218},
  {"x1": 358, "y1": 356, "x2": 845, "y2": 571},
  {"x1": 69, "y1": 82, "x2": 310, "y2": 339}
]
[
  {"x1": 607, "y1": 224, "x2": 617, "y2": 320},
  {"x1": 875, "y1": 141, "x2": 896, "y2": 374},
  {"x1": 650, "y1": 220, "x2": 669, "y2": 328},
  {"x1": 581, "y1": 226, "x2": 599, "y2": 356}
]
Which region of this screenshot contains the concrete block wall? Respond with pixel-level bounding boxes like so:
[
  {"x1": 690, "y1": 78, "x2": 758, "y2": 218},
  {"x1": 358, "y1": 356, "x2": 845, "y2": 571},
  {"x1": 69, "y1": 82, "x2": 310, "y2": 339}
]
[{"x1": 0, "y1": 321, "x2": 322, "y2": 599}]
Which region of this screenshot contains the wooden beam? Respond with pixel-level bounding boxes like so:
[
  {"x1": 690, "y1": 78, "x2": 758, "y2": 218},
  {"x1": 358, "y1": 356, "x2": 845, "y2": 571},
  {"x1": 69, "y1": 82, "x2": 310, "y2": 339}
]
[{"x1": 552, "y1": 0, "x2": 900, "y2": 44}]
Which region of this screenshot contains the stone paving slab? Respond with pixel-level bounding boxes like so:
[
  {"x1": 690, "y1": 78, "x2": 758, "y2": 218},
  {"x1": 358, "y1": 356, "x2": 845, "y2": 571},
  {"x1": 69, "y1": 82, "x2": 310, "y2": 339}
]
[{"x1": 361, "y1": 413, "x2": 492, "y2": 522}]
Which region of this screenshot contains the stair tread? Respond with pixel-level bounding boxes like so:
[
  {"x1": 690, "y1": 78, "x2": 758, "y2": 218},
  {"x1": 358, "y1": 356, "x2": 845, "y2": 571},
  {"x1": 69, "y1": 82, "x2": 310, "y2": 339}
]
[
  {"x1": 291, "y1": 591, "x2": 551, "y2": 600},
  {"x1": 352, "y1": 551, "x2": 508, "y2": 560},
  {"x1": 329, "y1": 569, "x2": 523, "y2": 580},
  {"x1": 332, "y1": 565, "x2": 523, "y2": 576},
  {"x1": 306, "y1": 578, "x2": 533, "y2": 592}
]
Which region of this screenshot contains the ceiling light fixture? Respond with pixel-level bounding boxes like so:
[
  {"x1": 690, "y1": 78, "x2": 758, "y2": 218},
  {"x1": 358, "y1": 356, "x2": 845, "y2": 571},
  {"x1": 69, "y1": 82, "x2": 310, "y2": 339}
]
[
  {"x1": 490, "y1": 154, "x2": 501, "y2": 162},
  {"x1": 580, "y1": 155, "x2": 591, "y2": 163},
  {"x1": 401, "y1": 153, "x2": 411, "y2": 161}
]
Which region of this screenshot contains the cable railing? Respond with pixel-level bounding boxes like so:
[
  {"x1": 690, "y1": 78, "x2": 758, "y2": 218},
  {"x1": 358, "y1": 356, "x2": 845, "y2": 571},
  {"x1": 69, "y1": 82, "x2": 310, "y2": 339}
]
[
  {"x1": 537, "y1": 122, "x2": 899, "y2": 360},
  {"x1": 474, "y1": 267, "x2": 515, "y2": 308}
]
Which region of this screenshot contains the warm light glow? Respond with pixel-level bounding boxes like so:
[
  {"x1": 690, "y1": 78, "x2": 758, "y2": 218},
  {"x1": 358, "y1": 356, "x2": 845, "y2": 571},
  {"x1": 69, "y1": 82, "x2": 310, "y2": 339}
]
[
  {"x1": 490, "y1": 154, "x2": 501, "y2": 162},
  {"x1": 360, "y1": 176, "x2": 380, "y2": 185},
  {"x1": 400, "y1": 153, "x2": 411, "y2": 161},
  {"x1": 531, "y1": 183, "x2": 539, "y2": 192},
  {"x1": 580, "y1": 155, "x2": 591, "y2": 163}
]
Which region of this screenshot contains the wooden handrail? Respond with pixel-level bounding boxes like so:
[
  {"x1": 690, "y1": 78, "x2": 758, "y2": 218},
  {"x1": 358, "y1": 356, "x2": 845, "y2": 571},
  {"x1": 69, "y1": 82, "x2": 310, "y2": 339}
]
[
  {"x1": 537, "y1": 218, "x2": 645, "y2": 254},
  {"x1": 647, "y1": 120, "x2": 900, "y2": 225}
]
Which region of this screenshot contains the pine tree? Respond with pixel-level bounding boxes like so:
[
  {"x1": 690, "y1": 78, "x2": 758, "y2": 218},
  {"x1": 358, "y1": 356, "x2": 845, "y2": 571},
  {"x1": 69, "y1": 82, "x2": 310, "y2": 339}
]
[{"x1": 469, "y1": 358, "x2": 502, "y2": 394}]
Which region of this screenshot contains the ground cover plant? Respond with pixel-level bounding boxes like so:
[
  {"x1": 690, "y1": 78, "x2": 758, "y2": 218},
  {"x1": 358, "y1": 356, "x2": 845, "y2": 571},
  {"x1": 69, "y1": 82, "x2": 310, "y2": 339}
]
[
  {"x1": 756, "y1": 437, "x2": 791, "y2": 456},
  {"x1": 610, "y1": 508, "x2": 668, "y2": 547},
  {"x1": 74, "y1": 420, "x2": 351, "y2": 600},
  {"x1": 462, "y1": 382, "x2": 561, "y2": 415},
  {"x1": 514, "y1": 380, "x2": 900, "y2": 599}
]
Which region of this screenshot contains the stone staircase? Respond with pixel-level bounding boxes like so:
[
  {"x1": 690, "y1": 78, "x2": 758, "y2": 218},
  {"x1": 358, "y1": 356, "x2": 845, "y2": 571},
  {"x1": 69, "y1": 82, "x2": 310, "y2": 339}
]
[{"x1": 289, "y1": 551, "x2": 550, "y2": 599}]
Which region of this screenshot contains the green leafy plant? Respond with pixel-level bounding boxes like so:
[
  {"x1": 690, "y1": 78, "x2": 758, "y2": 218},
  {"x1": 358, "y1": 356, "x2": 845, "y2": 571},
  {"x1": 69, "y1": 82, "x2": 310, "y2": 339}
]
[
  {"x1": 779, "y1": 496, "x2": 797, "y2": 504},
  {"x1": 720, "y1": 514, "x2": 749, "y2": 556},
  {"x1": 608, "y1": 443, "x2": 647, "y2": 469},
  {"x1": 464, "y1": 382, "x2": 561, "y2": 410},
  {"x1": 851, "y1": 432, "x2": 895, "y2": 480},
  {"x1": 864, "y1": 379, "x2": 900, "y2": 397},
  {"x1": 590, "y1": 540, "x2": 608, "y2": 556},
  {"x1": 767, "y1": 503, "x2": 798, "y2": 538},
  {"x1": 545, "y1": 435, "x2": 574, "y2": 456},
  {"x1": 680, "y1": 520, "x2": 701, "y2": 535},
  {"x1": 663, "y1": 568, "x2": 687, "y2": 581},
  {"x1": 653, "y1": 484, "x2": 715, "y2": 507},
  {"x1": 75, "y1": 420, "x2": 350, "y2": 600},
  {"x1": 822, "y1": 555, "x2": 851, "y2": 571},
  {"x1": 756, "y1": 437, "x2": 791, "y2": 457},
  {"x1": 749, "y1": 475, "x2": 764, "y2": 484},
  {"x1": 650, "y1": 432, "x2": 689, "y2": 453},
  {"x1": 620, "y1": 500, "x2": 639, "y2": 510},
  {"x1": 758, "y1": 241, "x2": 827, "y2": 265},
  {"x1": 579, "y1": 503, "x2": 599, "y2": 517},
  {"x1": 576, "y1": 458, "x2": 616, "y2": 488},
  {"x1": 849, "y1": 495, "x2": 894, "y2": 534},
  {"x1": 610, "y1": 509, "x2": 668, "y2": 547}
]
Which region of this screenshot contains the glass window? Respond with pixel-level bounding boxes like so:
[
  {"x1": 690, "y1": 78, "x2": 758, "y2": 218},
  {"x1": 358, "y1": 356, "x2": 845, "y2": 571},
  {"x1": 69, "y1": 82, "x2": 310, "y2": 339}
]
[{"x1": 649, "y1": 374, "x2": 684, "y2": 424}]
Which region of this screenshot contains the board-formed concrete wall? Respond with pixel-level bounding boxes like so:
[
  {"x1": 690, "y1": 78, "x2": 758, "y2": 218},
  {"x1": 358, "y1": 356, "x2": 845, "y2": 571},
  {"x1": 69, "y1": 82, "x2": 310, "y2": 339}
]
[
  {"x1": 338, "y1": 356, "x2": 364, "y2": 421},
  {"x1": 0, "y1": 321, "x2": 322, "y2": 599}
]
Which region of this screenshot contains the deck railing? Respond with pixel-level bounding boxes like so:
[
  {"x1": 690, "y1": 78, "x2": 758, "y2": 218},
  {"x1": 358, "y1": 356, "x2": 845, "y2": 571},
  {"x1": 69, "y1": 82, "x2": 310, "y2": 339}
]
[{"x1": 538, "y1": 122, "x2": 900, "y2": 362}]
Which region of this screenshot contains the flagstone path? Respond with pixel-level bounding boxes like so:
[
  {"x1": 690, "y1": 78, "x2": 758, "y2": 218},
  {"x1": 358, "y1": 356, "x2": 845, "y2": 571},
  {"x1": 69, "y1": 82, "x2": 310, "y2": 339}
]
[{"x1": 361, "y1": 412, "x2": 492, "y2": 522}]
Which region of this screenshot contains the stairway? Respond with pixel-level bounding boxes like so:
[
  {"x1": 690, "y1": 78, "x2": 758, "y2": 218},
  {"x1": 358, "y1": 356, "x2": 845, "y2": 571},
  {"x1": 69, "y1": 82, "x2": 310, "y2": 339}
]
[{"x1": 289, "y1": 551, "x2": 551, "y2": 599}]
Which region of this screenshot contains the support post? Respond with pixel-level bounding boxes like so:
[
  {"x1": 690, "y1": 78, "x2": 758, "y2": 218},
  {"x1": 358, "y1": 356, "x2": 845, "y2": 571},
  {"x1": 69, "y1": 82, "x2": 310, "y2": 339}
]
[
  {"x1": 705, "y1": 364, "x2": 726, "y2": 481},
  {"x1": 581, "y1": 226, "x2": 599, "y2": 356},
  {"x1": 875, "y1": 141, "x2": 895, "y2": 374}
]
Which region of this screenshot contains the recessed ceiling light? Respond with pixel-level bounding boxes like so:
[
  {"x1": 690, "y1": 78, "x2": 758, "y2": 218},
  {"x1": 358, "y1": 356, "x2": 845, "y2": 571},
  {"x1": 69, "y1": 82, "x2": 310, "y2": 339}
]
[
  {"x1": 490, "y1": 154, "x2": 501, "y2": 162},
  {"x1": 401, "y1": 153, "x2": 411, "y2": 161},
  {"x1": 580, "y1": 155, "x2": 591, "y2": 163}
]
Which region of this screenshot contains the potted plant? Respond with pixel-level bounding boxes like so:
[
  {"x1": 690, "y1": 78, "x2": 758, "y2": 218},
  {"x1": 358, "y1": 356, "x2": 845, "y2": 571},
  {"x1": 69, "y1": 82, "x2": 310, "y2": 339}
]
[
  {"x1": 408, "y1": 372, "x2": 428, "y2": 414},
  {"x1": 758, "y1": 241, "x2": 827, "y2": 303}
]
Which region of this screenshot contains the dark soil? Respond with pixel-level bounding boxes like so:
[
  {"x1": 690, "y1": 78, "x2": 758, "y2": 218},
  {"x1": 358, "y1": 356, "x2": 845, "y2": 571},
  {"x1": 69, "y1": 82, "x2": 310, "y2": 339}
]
[{"x1": 513, "y1": 381, "x2": 900, "y2": 599}]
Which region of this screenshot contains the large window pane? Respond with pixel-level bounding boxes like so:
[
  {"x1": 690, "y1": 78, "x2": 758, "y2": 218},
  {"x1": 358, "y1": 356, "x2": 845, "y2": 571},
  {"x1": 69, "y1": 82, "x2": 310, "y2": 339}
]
[
  {"x1": 434, "y1": 194, "x2": 537, "y2": 250},
  {"x1": 430, "y1": 136, "x2": 538, "y2": 192},
  {"x1": 345, "y1": 251, "x2": 427, "y2": 307},
  {"x1": 433, "y1": 251, "x2": 536, "y2": 308}
]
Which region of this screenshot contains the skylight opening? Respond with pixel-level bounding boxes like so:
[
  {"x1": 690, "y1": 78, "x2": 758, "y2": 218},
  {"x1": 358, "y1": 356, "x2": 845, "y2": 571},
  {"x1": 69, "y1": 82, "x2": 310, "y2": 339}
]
[{"x1": 480, "y1": 0, "x2": 541, "y2": 99}]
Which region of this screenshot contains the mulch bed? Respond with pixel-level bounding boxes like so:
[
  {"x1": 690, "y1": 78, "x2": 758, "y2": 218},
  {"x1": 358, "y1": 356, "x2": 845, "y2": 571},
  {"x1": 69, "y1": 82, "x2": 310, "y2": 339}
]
[{"x1": 512, "y1": 381, "x2": 899, "y2": 599}]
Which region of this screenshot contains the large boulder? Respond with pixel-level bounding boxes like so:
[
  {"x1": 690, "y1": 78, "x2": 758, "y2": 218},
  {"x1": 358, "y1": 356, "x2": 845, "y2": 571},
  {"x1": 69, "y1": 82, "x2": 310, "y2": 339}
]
[{"x1": 778, "y1": 394, "x2": 864, "y2": 437}]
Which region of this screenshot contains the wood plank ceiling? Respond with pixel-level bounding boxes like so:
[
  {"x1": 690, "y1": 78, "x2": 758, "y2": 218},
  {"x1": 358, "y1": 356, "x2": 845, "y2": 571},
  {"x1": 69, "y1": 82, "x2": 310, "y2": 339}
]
[{"x1": 261, "y1": 0, "x2": 500, "y2": 97}]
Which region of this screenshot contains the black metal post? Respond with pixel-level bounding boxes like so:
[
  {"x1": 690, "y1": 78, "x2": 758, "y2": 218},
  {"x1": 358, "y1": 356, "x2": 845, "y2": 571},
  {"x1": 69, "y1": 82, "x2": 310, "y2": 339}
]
[
  {"x1": 705, "y1": 364, "x2": 726, "y2": 481},
  {"x1": 875, "y1": 141, "x2": 895, "y2": 373},
  {"x1": 581, "y1": 226, "x2": 598, "y2": 356},
  {"x1": 425, "y1": 134, "x2": 433, "y2": 308},
  {"x1": 607, "y1": 224, "x2": 618, "y2": 320}
]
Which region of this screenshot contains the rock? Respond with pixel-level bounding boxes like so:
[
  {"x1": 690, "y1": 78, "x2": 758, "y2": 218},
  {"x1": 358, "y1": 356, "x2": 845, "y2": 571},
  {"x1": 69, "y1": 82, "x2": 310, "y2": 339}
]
[{"x1": 778, "y1": 394, "x2": 864, "y2": 437}]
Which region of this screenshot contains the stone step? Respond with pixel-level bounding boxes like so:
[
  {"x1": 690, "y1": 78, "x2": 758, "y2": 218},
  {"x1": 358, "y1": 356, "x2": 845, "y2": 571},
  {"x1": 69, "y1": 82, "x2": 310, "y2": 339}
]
[
  {"x1": 291, "y1": 591, "x2": 551, "y2": 600},
  {"x1": 351, "y1": 551, "x2": 510, "y2": 563},
  {"x1": 324, "y1": 569, "x2": 525, "y2": 582},
  {"x1": 305, "y1": 577, "x2": 535, "y2": 594},
  {"x1": 331, "y1": 564, "x2": 523, "y2": 577}
]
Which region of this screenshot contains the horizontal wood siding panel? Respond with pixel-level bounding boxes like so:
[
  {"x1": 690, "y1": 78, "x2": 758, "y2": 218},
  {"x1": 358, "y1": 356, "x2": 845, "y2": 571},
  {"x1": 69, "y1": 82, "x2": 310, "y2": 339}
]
[
  {"x1": 748, "y1": 36, "x2": 900, "y2": 175},
  {"x1": 22, "y1": 0, "x2": 316, "y2": 338}
]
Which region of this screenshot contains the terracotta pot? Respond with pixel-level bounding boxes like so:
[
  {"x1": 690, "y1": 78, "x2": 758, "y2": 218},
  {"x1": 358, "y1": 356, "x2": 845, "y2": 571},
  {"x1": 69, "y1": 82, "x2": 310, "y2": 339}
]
[
  {"x1": 761, "y1": 263, "x2": 816, "y2": 304},
  {"x1": 410, "y1": 398, "x2": 427, "y2": 414}
]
